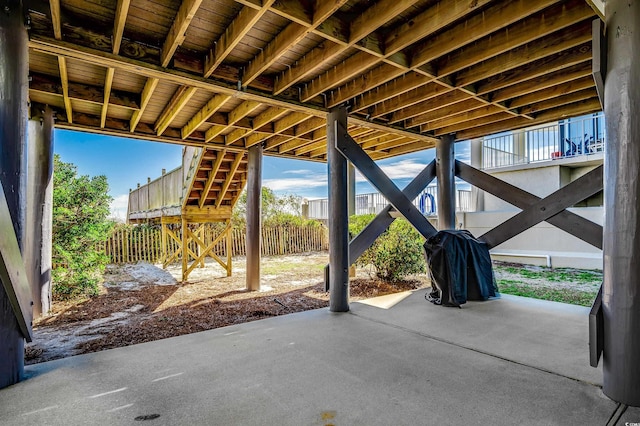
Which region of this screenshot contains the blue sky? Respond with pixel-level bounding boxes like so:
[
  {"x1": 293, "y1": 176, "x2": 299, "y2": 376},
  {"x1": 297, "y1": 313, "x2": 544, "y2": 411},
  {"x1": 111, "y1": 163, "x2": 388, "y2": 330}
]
[{"x1": 54, "y1": 129, "x2": 470, "y2": 220}]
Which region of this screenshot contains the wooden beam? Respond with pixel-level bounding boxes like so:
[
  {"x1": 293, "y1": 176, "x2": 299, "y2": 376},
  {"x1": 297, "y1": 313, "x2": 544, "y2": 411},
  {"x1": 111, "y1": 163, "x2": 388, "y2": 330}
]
[
  {"x1": 433, "y1": 112, "x2": 513, "y2": 136},
  {"x1": 273, "y1": 0, "x2": 420, "y2": 95},
  {"x1": 518, "y1": 88, "x2": 598, "y2": 116},
  {"x1": 335, "y1": 125, "x2": 437, "y2": 238},
  {"x1": 455, "y1": 98, "x2": 601, "y2": 140},
  {"x1": 385, "y1": 0, "x2": 492, "y2": 55},
  {"x1": 245, "y1": 111, "x2": 310, "y2": 147},
  {"x1": 455, "y1": 161, "x2": 602, "y2": 249},
  {"x1": 203, "y1": 0, "x2": 276, "y2": 78},
  {"x1": 243, "y1": 0, "x2": 347, "y2": 85},
  {"x1": 476, "y1": 44, "x2": 592, "y2": 97},
  {"x1": 421, "y1": 104, "x2": 503, "y2": 132},
  {"x1": 491, "y1": 63, "x2": 592, "y2": 104},
  {"x1": 204, "y1": 100, "x2": 261, "y2": 143},
  {"x1": 349, "y1": 160, "x2": 436, "y2": 264},
  {"x1": 301, "y1": 52, "x2": 381, "y2": 101},
  {"x1": 181, "y1": 94, "x2": 231, "y2": 138},
  {"x1": 411, "y1": 0, "x2": 559, "y2": 71},
  {"x1": 29, "y1": 73, "x2": 140, "y2": 110},
  {"x1": 112, "y1": 0, "x2": 131, "y2": 54},
  {"x1": 370, "y1": 83, "x2": 452, "y2": 119},
  {"x1": 434, "y1": 1, "x2": 593, "y2": 79},
  {"x1": 155, "y1": 86, "x2": 198, "y2": 135},
  {"x1": 454, "y1": 21, "x2": 593, "y2": 87},
  {"x1": 100, "y1": 67, "x2": 115, "y2": 128},
  {"x1": 480, "y1": 166, "x2": 603, "y2": 248},
  {"x1": 29, "y1": 35, "x2": 433, "y2": 142},
  {"x1": 216, "y1": 154, "x2": 244, "y2": 208},
  {"x1": 273, "y1": 41, "x2": 343, "y2": 95},
  {"x1": 509, "y1": 76, "x2": 595, "y2": 111},
  {"x1": 49, "y1": 0, "x2": 62, "y2": 40},
  {"x1": 585, "y1": 0, "x2": 605, "y2": 20},
  {"x1": 57, "y1": 57, "x2": 73, "y2": 124},
  {"x1": 388, "y1": 90, "x2": 470, "y2": 124},
  {"x1": 592, "y1": 18, "x2": 606, "y2": 109},
  {"x1": 130, "y1": 77, "x2": 159, "y2": 132},
  {"x1": 349, "y1": 72, "x2": 431, "y2": 113},
  {"x1": 100, "y1": 0, "x2": 131, "y2": 131},
  {"x1": 161, "y1": 0, "x2": 203, "y2": 67},
  {"x1": 199, "y1": 150, "x2": 227, "y2": 209}
]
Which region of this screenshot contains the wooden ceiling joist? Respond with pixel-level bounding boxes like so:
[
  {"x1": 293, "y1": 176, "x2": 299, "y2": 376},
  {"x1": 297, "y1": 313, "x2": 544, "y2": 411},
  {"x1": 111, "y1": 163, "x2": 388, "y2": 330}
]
[
  {"x1": 161, "y1": 0, "x2": 203, "y2": 67},
  {"x1": 182, "y1": 94, "x2": 232, "y2": 138},
  {"x1": 155, "y1": 86, "x2": 198, "y2": 135},
  {"x1": 26, "y1": 0, "x2": 601, "y2": 162},
  {"x1": 204, "y1": 0, "x2": 276, "y2": 78}
]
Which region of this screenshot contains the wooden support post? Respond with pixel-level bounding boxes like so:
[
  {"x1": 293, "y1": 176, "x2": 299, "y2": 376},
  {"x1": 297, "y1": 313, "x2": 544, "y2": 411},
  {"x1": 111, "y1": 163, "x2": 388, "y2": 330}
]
[
  {"x1": 0, "y1": 0, "x2": 29, "y2": 389},
  {"x1": 328, "y1": 106, "x2": 349, "y2": 312},
  {"x1": 436, "y1": 134, "x2": 455, "y2": 230},
  {"x1": 602, "y1": 0, "x2": 640, "y2": 406},
  {"x1": 181, "y1": 216, "x2": 188, "y2": 281},
  {"x1": 161, "y1": 223, "x2": 168, "y2": 267},
  {"x1": 225, "y1": 221, "x2": 232, "y2": 277},
  {"x1": 347, "y1": 162, "x2": 356, "y2": 217},
  {"x1": 246, "y1": 144, "x2": 262, "y2": 291},
  {"x1": 26, "y1": 106, "x2": 55, "y2": 317},
  {"x1": 470, "y1": 138, "x2": 484, "y2": 212}
]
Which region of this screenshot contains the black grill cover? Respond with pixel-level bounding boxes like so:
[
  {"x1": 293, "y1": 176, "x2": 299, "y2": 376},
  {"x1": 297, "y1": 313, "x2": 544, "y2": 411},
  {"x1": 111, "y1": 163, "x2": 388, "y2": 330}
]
[{"x1": 424, "y1": 230, "x2": 498, "y2": 307}]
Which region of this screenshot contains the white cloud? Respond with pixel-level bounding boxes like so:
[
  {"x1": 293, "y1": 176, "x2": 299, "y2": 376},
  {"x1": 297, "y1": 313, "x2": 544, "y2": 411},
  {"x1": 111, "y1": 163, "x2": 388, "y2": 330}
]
[
  {"x1": 109, "y1": 194, "x2": 129, "y2": 220},
  {"x1": 263, "y1": 173, "x2": 327, "y2": 192},
  {"x1": 355, "y1": 158, "x2": 430, "y2": 183},
  {"x1": 282, "y1": 169, "x2": 314, "y2": 175}
]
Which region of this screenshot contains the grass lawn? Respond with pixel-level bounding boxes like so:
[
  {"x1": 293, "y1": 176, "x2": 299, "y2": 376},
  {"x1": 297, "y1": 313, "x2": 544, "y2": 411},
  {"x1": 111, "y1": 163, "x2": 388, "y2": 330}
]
[{"x1": 493, "y1": 263, "x2": 601, "y2": 307}]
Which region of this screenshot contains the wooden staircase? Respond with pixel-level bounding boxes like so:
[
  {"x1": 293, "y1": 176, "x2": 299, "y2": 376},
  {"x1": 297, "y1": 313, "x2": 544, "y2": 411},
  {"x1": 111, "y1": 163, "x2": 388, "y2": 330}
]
[{"x1": 128, "y1": 147, "x2": 247, "y2": 281}]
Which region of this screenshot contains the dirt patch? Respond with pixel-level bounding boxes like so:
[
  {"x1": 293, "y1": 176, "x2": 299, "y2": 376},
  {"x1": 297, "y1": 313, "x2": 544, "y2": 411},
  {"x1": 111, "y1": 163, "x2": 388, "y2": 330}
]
[{"x1": 26, "y1": 253, "x2": 429, "y2": 364}]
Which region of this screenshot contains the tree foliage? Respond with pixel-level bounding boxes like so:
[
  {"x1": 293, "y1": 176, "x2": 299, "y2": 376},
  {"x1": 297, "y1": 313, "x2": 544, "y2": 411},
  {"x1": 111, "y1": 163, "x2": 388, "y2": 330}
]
[
  {"x1": 52, "y1": 155, "x2": 113, "y2": 299},
  {"x1": 349, "y1": 214, "x2": 426, "y2": 282},
  {"x1": 232, "y1": 187, "x2": 319, "y2": 227}
]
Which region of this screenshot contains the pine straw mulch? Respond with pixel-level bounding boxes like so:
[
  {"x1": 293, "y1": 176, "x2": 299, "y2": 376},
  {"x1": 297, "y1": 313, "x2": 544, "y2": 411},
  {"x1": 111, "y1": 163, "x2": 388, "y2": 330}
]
[{"x1": 26, "y1": 253, "x2": 428, "y2": 365}]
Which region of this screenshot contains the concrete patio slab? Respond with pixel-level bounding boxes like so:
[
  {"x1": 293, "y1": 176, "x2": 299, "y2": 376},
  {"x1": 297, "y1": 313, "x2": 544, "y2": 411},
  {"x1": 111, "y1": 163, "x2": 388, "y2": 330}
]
[{"x1": 0, "y1": 291, "x2": 620, "y2": 425}]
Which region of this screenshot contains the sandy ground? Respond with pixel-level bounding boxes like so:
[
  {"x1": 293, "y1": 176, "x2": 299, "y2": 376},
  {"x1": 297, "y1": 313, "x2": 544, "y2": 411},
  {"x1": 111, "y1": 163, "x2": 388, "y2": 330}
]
[{"x1": 26, "y1": 253, "x2": 428, "y2": 364}]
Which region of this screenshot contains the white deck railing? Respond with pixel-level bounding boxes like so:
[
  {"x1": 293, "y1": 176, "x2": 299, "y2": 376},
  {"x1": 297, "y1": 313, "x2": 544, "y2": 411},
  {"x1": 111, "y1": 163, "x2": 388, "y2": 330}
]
[
  {"x1": 483, "y1": 113, "x2": 605, "y2": 170},
  {"x1": 307, "y1": 187, "x2": 472, "y2": 220}
]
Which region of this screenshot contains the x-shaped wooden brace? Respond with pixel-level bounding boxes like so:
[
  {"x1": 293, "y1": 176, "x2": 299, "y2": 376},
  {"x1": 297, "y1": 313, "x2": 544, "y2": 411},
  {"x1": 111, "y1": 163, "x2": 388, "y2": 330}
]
[
  {"x1": 455, "y1": 161, "x2": 603, "y2": 249},
  {"x1": 184, "y1": 221, "x2": 231, "y2": 277},
  {"x1": 163, "y1": 226, "x2": 183, "y2": 267},
  {"x1": 335, "y1": 123, "x2": 438, "y2": 245},
  {"x1": 349, "y1": 160, "x2": 436, "y2": 264}
]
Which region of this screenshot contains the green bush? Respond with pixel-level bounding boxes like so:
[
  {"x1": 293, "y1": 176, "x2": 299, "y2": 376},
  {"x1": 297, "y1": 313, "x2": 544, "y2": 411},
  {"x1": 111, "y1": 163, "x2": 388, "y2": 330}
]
[
  {"x1": 52, "y1": 155, "x2": 113, "y2": 299},
  {"x1": 349, "y1": 214, "x2": 426, "y2": 282}
]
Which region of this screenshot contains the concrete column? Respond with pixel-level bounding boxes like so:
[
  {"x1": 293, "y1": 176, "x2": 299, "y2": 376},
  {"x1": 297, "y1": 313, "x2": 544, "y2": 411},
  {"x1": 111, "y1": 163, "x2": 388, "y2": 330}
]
[
  {"x1": 347, "y1": 162, "x2": 356, "y2": 217},
  {"x1": 436, "y1": 135, "x2": 456, "y2": 230},
  {"x1": 246, "y1": 144, "x2": 262, "y2": 291},
  {"x1": 0, "y1": 0, "x2": 29, "y2": 389},
  {"x1": 327, "y1": 106, "x2": 349, "y2": 312},
  {"x1": 26, "y1": 106, "x2": 55, "y2": 317},
  {"x1": 470, "y1": 138, "x2": 485, "y2": 212},
  {"x1": 603, "y1": 0, "x2": 640, "y2": 406}
]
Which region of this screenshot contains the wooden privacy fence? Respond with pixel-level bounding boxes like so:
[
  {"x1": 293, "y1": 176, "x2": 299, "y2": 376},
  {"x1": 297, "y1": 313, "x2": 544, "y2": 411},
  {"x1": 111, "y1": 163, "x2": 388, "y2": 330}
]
[{"x1": 100, "y1": 224, "x2": 328, "y2": 265}]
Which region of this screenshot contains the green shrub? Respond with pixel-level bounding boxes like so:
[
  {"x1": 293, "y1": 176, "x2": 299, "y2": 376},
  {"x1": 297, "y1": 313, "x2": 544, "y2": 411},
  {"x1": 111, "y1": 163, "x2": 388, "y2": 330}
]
[
  {"x1": 52, "y1": 155, "x2": 113, "y2": 299},
  {"x1": 349, "y1": 214, "x2": 426, "y2": 282}
]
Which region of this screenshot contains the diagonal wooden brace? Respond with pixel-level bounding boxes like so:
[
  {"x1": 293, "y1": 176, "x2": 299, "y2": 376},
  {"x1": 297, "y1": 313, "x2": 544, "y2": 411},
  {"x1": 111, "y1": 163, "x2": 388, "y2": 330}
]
[
  {"x1": 335, "y1": 123, "x2": 438, "y2": 240},
  {"x1": 349, "y1": 160, "x2": 436, "y2": 264},
  {"x1": 455, "y1": 161, "x2": 603, "y2": 249}
]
